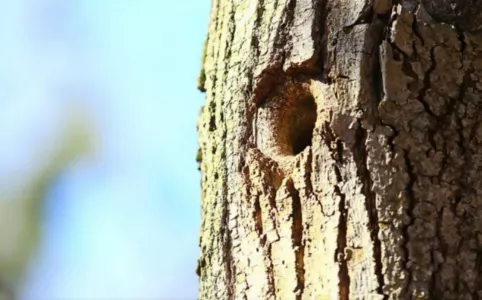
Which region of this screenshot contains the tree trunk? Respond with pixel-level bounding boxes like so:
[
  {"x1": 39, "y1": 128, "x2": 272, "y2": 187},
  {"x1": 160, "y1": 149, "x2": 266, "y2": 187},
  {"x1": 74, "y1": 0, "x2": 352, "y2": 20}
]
[{"x1": 196, "y1": 0, "x2": 482, "y2": 299}]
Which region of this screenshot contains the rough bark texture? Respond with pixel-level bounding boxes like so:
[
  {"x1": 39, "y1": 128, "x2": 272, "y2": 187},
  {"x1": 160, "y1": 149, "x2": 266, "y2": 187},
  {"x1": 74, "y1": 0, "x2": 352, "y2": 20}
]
[{"x1": 197, "y1": 0, "x2": 482, "y2": 299}]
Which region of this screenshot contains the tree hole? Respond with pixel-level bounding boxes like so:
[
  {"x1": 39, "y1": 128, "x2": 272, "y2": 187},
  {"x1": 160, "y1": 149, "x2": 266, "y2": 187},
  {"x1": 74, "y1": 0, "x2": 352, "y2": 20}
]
[
  {"x1": 256, "y1": 83, "x2": 317, "y2": 158},
  {"x1": 288, "y1": 96, "x2": 316, "y2": 155}
]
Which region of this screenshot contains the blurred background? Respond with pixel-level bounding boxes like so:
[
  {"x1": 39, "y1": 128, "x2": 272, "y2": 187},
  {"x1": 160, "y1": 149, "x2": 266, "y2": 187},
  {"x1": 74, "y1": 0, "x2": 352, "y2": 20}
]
[{"x1": 0, "y1": 0, "x2": 209, "y2": 299}]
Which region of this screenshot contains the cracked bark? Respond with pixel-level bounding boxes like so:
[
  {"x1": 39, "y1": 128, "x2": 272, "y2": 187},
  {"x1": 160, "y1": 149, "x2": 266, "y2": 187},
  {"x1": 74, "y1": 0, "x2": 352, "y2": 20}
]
[{"x1": 197, "y1": 0, "x2": 482, "y2": 299}]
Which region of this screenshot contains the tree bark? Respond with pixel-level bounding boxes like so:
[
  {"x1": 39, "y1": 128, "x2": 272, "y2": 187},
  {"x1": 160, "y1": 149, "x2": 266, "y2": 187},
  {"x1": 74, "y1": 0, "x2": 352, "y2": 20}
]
[{"x1": 196, "y1": 0, "x2": 482, "y2": 299}]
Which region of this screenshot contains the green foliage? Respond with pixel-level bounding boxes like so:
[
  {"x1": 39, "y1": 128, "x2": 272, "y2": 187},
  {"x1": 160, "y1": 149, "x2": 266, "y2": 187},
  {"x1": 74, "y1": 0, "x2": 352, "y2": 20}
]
[{"x1": 0, "y1": 103, "x2": 94, "y2": 294}]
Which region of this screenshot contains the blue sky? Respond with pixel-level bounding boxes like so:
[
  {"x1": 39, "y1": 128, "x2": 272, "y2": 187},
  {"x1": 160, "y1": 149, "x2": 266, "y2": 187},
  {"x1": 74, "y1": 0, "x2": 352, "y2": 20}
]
[{"x1": 0, "y1": 0, "x2": 209, "y2": 298}]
